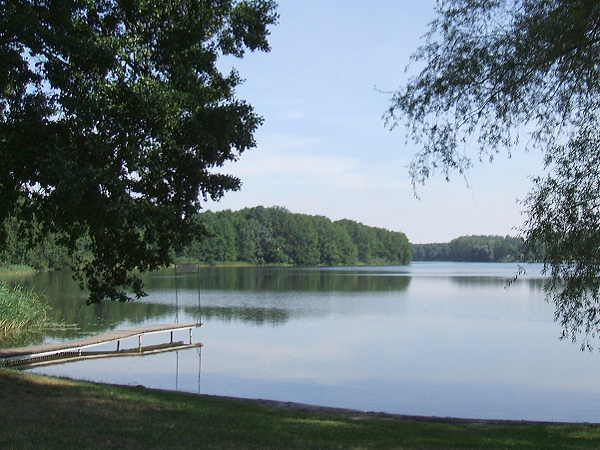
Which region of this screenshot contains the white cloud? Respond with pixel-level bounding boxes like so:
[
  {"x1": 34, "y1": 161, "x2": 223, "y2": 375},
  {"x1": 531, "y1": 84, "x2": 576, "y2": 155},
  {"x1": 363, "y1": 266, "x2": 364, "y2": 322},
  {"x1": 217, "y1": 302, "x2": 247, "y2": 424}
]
[
  {"x1": 225, "y1": 134, "x2": 359, "y2": 180},
  {"x1": 205, "y1": 0, "x2": 547, "y2": 243},
  {"x1": 279, "y1": 110, "x2": 305, "y2": 120}
]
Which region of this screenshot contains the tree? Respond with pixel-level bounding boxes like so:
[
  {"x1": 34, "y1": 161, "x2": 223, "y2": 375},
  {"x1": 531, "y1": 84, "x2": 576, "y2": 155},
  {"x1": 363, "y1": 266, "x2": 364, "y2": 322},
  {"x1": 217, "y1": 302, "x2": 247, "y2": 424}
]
[
  {"x1": 270, "y1": 210, "x2": 320, "y2": 266},
  {"x1": 411, "y1": 235, "x2": 523, "y2": 262},
  {"x1": 0, "y1": 0, "x2": 278, "y2": 303},
  {"x1": 243, "y1": 206, "x2": 289, "y2": 264},
  {"x1": 372, "y1": 226, "x2": 412, "y2": 265},
  {"x1": 386, "y1": 0, "x2": 600, "y2": 347},
  {"x1": 335, "y1": 219, "x2": 379, "y2": 265},
  {"x1": 231, "y1": 213, "x2": 258, "y2": 264},
  {"x1": 411, "y1": 242, "x2": 449, "y2": 261},
  {"x1": 522, "y1": 129, "x2": 600, "y2": 348},
  {"x1": 311, "y1": 215, "x2": 344, "y2": 266},
  {"x1": 184, "y1": 207, "x2": 410, "y2": 267},
  {"x1": 332, "y1": 223, "x2": 359, "y2": 265},
  {"x1": 193, "y1": 211, "x2": 237, "y2": 264},
  {"x1": 448, "y1": 236, "x2": 495, "y2": 262}
]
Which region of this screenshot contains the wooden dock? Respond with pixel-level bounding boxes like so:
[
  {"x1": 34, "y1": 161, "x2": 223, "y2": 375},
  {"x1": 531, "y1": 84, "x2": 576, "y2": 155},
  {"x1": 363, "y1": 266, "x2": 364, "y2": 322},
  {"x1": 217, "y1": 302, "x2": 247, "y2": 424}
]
[{"x1": 0, "y1": 322, "x2": 202, "y2": 368}]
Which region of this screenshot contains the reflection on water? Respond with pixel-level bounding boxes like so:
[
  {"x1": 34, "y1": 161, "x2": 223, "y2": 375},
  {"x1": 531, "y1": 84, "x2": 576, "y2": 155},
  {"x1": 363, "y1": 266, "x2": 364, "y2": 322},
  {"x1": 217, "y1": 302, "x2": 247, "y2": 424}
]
[
  {"x1": 2, "y1": 270, "x2": 176, "y2": 344},
  {"x1": 2, "y1": 266, "x2": 413, "y2": 340},
  {"x1": 197, "y1": 306, "x2": 289, "y2": 326},
  {"x1": 150, "y1": 266, "x2": 413, "y2": 326},
  {"x1": 13, "y1": 262, "x2": 600, "y2": 422},
  {"x1": 147, "y1": 266, "x2": 413, "y2": 292}
]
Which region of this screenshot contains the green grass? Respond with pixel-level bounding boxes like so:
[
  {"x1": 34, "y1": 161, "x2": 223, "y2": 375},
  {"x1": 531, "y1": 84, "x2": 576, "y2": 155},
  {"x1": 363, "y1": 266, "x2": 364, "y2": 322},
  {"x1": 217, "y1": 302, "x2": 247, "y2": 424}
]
[
  {"x1": 0, "y1": 264, "x2": 35, "y2": 274},
  {"x1": 1, "y1": 368, "x2": 600, "y2": 450},
  {"x1": 0, "y1": 281, "x2": 47, "y2": 335}
]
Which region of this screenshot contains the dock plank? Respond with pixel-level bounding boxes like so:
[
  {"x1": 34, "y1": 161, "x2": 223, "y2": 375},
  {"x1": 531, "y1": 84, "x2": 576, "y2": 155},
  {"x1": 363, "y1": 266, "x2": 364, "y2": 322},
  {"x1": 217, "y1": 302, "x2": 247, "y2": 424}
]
[{"x1": 0, "y1": 322, "x2": 200, "y2": 360}]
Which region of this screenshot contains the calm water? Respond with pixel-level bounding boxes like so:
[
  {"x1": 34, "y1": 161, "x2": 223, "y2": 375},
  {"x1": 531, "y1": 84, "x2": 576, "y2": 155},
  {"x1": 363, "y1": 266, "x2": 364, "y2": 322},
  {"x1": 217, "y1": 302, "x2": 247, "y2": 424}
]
[{"x1": 9, "y1": 262, "x2": 600, "y2": 422}]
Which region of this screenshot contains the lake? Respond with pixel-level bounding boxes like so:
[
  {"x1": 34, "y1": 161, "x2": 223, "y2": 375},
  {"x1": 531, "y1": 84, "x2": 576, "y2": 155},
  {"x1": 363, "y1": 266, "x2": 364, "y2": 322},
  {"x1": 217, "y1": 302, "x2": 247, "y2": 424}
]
[{"x1": 9, "y1": 262, "x2": 600, "y2": 422}]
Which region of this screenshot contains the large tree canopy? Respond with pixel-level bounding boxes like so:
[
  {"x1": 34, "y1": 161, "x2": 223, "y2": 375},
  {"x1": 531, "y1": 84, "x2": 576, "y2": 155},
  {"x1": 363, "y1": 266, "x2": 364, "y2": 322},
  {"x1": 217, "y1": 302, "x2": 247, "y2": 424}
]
[
  {"x1": 0, "y1": 0, "x2": 277, "y2": 303},
  {"x1": 386, "y1": 0, "x2": 600, "y2": 348}
]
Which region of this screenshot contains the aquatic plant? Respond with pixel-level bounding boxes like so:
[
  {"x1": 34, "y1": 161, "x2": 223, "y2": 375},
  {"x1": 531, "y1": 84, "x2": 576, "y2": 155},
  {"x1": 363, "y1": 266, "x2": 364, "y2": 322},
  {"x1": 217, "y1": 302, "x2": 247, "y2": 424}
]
[{"x1": 0, "y1": 282, "x2": 47, "y2": 335}]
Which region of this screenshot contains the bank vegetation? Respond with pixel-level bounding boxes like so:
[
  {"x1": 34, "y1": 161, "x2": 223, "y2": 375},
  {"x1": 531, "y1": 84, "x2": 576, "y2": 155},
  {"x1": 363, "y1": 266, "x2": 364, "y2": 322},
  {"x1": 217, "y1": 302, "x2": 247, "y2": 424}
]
[
  {"x1": 0, "y1": 281, "x2": 46, "y2": 337},
  {"x1": 1, "y1": 207, "x2": 529, "y2": 274},
  {"x1": 182, "y1": 206, "x2": 412, "y2": 266},
  {"x1": 412, "y1": 235, "x2": 525, "y2": 262}
]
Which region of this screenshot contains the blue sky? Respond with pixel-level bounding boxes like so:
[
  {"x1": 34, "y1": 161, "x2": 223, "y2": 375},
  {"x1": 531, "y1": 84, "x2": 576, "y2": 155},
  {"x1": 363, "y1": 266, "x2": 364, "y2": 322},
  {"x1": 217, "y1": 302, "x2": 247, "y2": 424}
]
[{"x1": 206, "y1": 0, "x2": 545, "y2": 244}]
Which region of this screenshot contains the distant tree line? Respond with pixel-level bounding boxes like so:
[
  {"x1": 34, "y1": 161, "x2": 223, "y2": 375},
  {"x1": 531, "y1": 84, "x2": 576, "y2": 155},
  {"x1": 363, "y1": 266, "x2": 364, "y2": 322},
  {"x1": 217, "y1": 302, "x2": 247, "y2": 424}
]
[
  {"x1": 412, "y1": 235, "x2": 525, "y2": 262},
  {"x1": 0, "y1": 217, "x2": 71, "y2": 271},
  {"x1": 0, "y1": 206, "x2": 412, "y2": 269},
  {"x1": 179, "y1": 206, "x2": 412, "y2": 266},
  {"x1": 1, "y1": 207, "x2": 522, "y2": 270}
]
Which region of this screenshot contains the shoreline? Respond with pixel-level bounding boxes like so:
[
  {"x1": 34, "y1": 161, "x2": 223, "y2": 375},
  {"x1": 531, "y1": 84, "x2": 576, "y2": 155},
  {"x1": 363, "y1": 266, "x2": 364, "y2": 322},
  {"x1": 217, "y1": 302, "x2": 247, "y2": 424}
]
[
  {"x1": 6, "y1": 367, "x2": 600, "y2": 449},
  {"x1": 153, "y1": 387, "x2": 600, "y2": 427},
  {"x1": 16, "y1": 366, "x2": 595, "y2": 426}
]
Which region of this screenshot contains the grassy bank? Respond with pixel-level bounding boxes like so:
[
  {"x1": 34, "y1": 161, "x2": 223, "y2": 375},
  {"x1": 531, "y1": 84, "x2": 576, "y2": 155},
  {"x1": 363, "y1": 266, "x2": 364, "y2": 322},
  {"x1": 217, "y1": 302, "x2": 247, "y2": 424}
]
[
  {"x1": 1, "y1": 368, "x2": 599, "y2": 449},
  {"x1": 0, "y1": 264, "x2": 36, "y2": 275},
  {"x1": 0, "y1": 281, "x2": 46, "y2": 335}
]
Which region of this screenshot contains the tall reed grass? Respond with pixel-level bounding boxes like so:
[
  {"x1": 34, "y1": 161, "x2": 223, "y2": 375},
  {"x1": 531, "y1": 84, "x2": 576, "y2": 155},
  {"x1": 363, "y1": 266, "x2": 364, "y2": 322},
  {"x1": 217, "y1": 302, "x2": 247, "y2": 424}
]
[{"x1": 0, "y1": 282, "x2": 47, "y2": 335}]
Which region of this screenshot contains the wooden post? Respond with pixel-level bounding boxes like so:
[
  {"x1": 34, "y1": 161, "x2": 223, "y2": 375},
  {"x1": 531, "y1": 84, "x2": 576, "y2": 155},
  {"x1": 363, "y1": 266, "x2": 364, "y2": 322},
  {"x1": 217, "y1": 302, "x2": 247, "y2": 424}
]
[
  {"x1": 138, "y1": 335, "x2": 142, "y2": 352},
  {"x1": 175, "y1": 265, "x2": 179, "y2": 324},
  {"x1": 189, "y1": 327, "x2": 193, "y2": 345}
]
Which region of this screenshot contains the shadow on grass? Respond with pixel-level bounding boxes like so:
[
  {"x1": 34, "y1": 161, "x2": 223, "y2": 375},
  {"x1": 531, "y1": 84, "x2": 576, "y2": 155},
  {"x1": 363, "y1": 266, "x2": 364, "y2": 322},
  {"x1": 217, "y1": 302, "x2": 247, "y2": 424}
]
[{"x1": 1, "y1": 368, "x2": 600, "y2": 450}]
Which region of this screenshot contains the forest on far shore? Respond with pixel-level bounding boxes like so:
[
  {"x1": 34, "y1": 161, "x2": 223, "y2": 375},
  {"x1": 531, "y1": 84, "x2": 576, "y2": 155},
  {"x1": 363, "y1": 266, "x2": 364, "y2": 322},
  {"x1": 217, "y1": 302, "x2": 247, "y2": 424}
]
[
  {"x1": 411, "y1": 235, "x2": 525, "y2": 262},
  {"x1": 181, "y1": 208, "x2": 525, "y2": 265},
  {"x1": 181, "y1": 206, "x2": 412, "y2": 266},
  {"x1": 0, "y1": 206, "x2": 526, "y2": 270}
]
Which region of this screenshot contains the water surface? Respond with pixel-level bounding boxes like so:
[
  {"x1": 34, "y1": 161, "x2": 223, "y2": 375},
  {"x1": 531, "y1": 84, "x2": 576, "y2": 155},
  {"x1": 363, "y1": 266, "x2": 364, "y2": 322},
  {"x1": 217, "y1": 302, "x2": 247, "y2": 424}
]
[{"x1": 13, "y1": 263, "x2": 600, "y2": 422}]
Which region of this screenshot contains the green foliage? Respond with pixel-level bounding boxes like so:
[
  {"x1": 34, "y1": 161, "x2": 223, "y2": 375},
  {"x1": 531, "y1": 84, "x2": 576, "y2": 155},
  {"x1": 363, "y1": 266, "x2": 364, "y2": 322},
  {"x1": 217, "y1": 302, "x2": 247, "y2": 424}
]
[
  {"x1": 183, "y1": 211, "x2": 238, "y2": 265},
  {"x1": 335, "y1": 218, "x2": 377, "y2": 264},
  {"x1": 311, "y1": 215, "x2": 356, "y2": 265},
  {"x1": 182, "y1": 206, "x2": 412, "y2": 267},
  {"x1": 412, "y1": 235, "x2": 525, "y2": 262},
  {"x1": 386, "y1": 0, "x2": 600, "y2": 187},
  {"x1": 0, "y1": 216, "x2": 70, "y2": 271},
  {"x1": 523, "y1": 128, "x2": 600, "y2": 349},
  {"x1": 335, "y1": 218, "x2": 411, "y2": 265},
  {"x1": 0, "y1": 281, "x2": 47, "y2": 334},
  {"x1": 386, "y1": 0, "x2": 600, "y2": 346},
  {"x1": 0, "y1": 0, "x2": 278, "y2": 303},
  {"x1": 411, "y1": 243, "x2": 449, "y2": 262}
]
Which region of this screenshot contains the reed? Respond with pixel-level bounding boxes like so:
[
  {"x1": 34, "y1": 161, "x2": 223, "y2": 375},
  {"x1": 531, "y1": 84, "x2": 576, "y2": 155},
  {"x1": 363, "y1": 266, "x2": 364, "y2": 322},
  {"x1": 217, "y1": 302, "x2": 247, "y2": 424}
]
[
  {"x1": 0, "y1": 281, "x2": 47, "y2": 335},
  {"x1": 0, "y1": 264, "x2": 35, "y2": 274}
]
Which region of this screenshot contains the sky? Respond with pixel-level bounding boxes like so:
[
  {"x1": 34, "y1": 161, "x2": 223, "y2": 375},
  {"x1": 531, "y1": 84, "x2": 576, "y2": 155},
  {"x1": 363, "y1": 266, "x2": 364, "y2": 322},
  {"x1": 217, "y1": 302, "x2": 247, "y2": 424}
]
[{"x1": 205, "y1": 0, "x2": 546, "y2": 244}]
